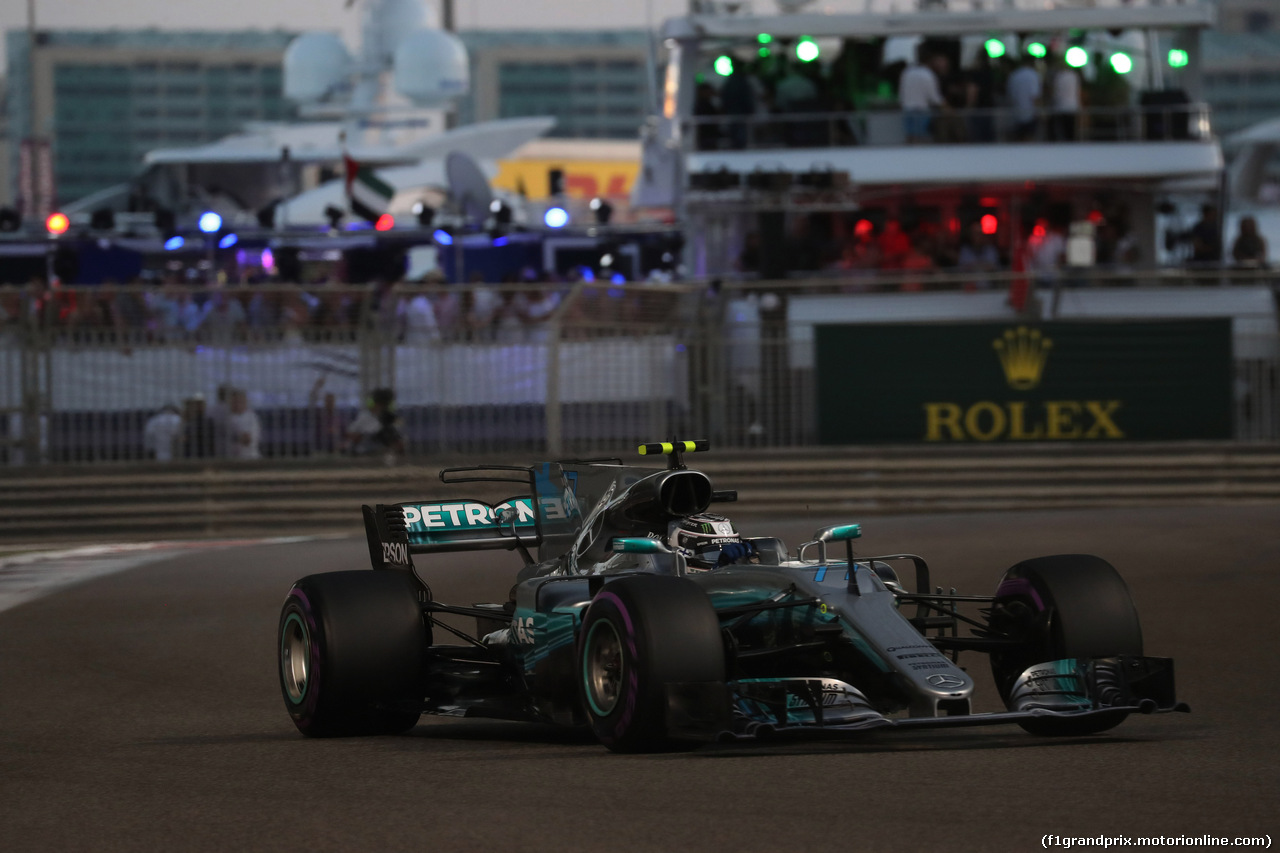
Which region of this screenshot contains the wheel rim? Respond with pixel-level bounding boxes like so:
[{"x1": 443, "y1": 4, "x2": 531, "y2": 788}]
[
  {"x1": 281, "y1": 612, "x2": 310, "y2": 704},
  {"x1": 583, "y1": 619, "x2": 624, "y2": 716}
]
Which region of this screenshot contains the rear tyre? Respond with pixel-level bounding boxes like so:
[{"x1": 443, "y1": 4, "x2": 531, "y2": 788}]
[
  {"x1": 279, "y1": 570, "x2": 428, "y2": 737},
  {"x1": 988, "y1": 554, "x2": 1143, "y2": 736},
  {"x1": 578, "y1": 575, "x2": 725, "y2": 753}
]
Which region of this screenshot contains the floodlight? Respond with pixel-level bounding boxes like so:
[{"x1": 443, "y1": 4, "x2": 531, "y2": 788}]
[
  {"x1": 544, "y1": 207, "x2": 569, "y2": 229},
  {"x1": 197, "y1": 211, "x2": 222, "y2": 234}
]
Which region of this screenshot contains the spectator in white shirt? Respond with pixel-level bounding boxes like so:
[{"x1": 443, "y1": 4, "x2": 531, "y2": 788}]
[
  {"x1": 199, "y1": 289, "x2": 246, "y2": 339},
  {"x1": 1027, "y1": 221, "x2": 1067, "y2": 288},
  {"x1": 465, "y1": 283, "x2": 501, "y2": 341},
  {"x1": 898, "y1": 46, "x2": 946, "y2": 144},
  {"x1": 521, "y1": 287, "x2": 562, "y2": 344},
  {"x1": 1006, "y1": 56, "x2": 1042, "y2": 141},
  {"x1": 1050, "y1": 57, "x2": 1082, "y2": 141},
  {"x1": 225, "y1": 389, "x2": 261, "y2": 460},
  {"x1": 342, "y1": 387, "x2": 403, "y2": 458},
  {"x1": 397, "y1": 284, "x2": 441, "y2": 344},
  {"x1": 143, "y1": 405, "x2": 184, "y2": 462}
]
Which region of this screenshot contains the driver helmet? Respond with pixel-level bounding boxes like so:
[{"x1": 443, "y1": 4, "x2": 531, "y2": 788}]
[{"x1": 669, "y1": 512, "x2": 741, "y2": 570}]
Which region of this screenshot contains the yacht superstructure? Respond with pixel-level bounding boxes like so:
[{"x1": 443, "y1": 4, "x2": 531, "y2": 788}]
[{"x1": 635, "y1": 0, "x2": 1223, "y2": 275}]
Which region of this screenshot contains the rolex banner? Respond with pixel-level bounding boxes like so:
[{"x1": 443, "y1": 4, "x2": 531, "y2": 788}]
[{"x1": 815, "y1": 320, "x2": 1233, "y2": 443}]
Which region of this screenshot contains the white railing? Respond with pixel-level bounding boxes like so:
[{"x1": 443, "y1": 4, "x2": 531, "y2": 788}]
[{"x1": 682, "y1": 102, "x2": 1213, "y2": 151}]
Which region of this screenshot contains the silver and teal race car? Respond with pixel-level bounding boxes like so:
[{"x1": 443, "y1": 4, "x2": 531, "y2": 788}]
[{"x1": 277, "y1": 441, "x2": 1187, "y2": 752}]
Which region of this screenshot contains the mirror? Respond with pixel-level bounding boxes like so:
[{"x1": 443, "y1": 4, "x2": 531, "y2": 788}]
[
  {"x1": 814, "y1": 523, "x2": 861, "y2": 542},
  {"x1": 612, "y1": 537, "x2": 668, "y2": 554},
  {"x1": 798, "y1": 523, "x2": 862, "y2": 565}
]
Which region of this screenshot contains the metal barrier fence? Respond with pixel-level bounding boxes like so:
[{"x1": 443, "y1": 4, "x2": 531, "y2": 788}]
[
  {"x1": 1, "y1": 274, "x2": 1277, "y2": 465},
  {"x1": 682, "y1": 102, "x2": 1214, "y2": 151}
]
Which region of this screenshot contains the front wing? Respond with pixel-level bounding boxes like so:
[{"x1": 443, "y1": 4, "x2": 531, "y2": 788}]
[{"x1": 665, "y1": 655, "x2": 1188, "y2": 741}]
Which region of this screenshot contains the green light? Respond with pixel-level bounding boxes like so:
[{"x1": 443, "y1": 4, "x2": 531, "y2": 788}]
[
  {"x1": 1168, "y1": 48, "x2": 1189, "y2": 68},
  {"x1": 1065, "y1": 46, "x2": 1089, "y2": 68},
  {"x1": 1027, "y1": 41, "x2": 1047, "y2": 58},
  {"x1": 984, "y1": 38, "x2": 1006, "y2": 59},
  {"x1": 796, "y1": 36, "x2": 820, "y2": 63},
  {"x1": 757, "y1": 33, "x2": 772, "y2": 45},
  {"x1": 758, "y1": 47, "x2": 770, "y2": 58},
  {"x1": 714, "y1": 54, "x2": 734, "y2": 76},
  {"x1": 1110, "y1": 52, "x2": 1133, "y2": 74}
]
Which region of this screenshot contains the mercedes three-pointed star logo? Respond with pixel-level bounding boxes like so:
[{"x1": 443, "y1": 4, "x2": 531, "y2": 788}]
[{"x1": 927, "y1": 673, "x2": 966, "y2": 688}]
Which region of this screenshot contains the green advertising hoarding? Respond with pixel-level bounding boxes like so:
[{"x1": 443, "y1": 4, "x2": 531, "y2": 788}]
[{"x1": 816, "y1": 320, "x2": 1233, "y2": 443}]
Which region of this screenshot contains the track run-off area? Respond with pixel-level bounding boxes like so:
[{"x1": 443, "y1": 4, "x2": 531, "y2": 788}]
[{"x1": 1, "y1": 506, "x2": 1277, "y2": 852}]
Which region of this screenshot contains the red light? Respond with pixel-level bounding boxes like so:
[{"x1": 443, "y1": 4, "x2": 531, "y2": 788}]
[
  {"x1": 375, "y1": 214, "x2": 395, "y2": 231},
  {"x1": 46, "y1": 212, "x2": 70, "y2": 235},
  {"x1": 1032, "y1": 222, "x2": 1047, "y2": 239},
  {"x1": 948, "y1": 217, "x2": 960, "y2": 234},
  {"x1": 979, "y1": 197, "x2": 999, "y2": 207},
  {"x1": 854, "y1": 218, "x2": 873, "y2": 237},
  {"x1": 1088, "y1": 210, "x2": 1104, "y2": 224},
  {"x1": 980, "y1": 214, "x2": 998, "y2": 235}
]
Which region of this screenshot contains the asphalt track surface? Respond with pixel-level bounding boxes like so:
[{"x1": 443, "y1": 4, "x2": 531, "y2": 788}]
[{"x1": 2, "y1": 506, "x2": 1277, "y2": 853}]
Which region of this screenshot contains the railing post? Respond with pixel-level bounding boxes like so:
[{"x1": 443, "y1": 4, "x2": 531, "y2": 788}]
[
  {"x1": 696, "y1": 284, "x2": 728, "y2": 446},
  {"x1": 545, "y1": 285, "x2": 579, "y2": 457},
  {"x1": 19, "y1": 327, "x2": 45, "y2": 465}
]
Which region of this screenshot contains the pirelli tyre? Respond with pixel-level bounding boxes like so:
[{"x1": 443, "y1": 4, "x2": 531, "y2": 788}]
[
  {"x1": 278, "y1": 570, "x2": 429, "y2": 737},
  {"x1": 988, "y1": 554, "x2": 1144, "y2": 736},
  {"x1": 578, "y1": 575, "x2": 725, "y2": 753}
]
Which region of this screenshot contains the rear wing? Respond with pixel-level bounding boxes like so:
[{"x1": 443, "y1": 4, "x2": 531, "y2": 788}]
[
  {"x1": 362, "y1": 447, "x2": 727, "y2": 572},
  {"x1": 362, "y1": 466, "x2": 547, "y2": 573}
]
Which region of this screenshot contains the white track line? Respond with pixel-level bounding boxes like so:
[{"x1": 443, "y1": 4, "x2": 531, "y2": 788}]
[{"x1": 0, "y1": 536, "x2": 341, "y2": 614}]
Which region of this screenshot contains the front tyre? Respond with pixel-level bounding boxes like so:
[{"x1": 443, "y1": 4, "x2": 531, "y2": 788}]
[
  {"x1": 279, "y1": 570, "x2": 428, "y2": 737},
  {"x1": 578, "y1": 575, "x2": 725, "y2": 753},
  {"x1": 988, "y1": 554, "x2": 1143, "y2": 736}
]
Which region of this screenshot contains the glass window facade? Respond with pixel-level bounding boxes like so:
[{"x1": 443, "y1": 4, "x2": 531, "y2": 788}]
[
  {"x1": 496, "y1": 58, "x2": 646, "y2": 139},
  {"x1": 5, "y1": 30, "x2": 297, "y2": 207},
  {"x1": 50, "y1": 58, "x2": 292, "y2": 203},
  {"x1": 457, "y1": 30, "x2": 653, "y2": 140},
  {"x1": 1201, "y1": 30, "x2": 1280, "y2": 137}
]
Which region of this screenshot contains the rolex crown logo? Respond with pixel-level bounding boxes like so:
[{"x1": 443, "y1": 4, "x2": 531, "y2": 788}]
[{"x1": 993, "y1": 326, "x2": 1052, "y2": 390}]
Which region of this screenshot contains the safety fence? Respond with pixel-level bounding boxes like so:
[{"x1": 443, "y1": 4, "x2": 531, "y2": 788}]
[
  {"x1": 682, "y1": 102, "x2": 1213, "y2": 151},
  {"x1": 1, "y1": 274, "x2": 1277, "y2": 466}
]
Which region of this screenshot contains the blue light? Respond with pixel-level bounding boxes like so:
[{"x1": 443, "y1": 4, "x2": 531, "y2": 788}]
[
  {"x1": 492, "y1": 235, "x2": 509, "y2": 247},
  {"x1": 197, "y1": 211, "x2": 222, "y2": 234},
  {"x1": 580, "y1": 267, "x2": 595, "y2": 282},
  {"x1": 433, "y1": 229, "x2": 454, "y2": 246},
  {"x1": 164, "y1": 236, "x2": 185, "y2": 251},
  {"x1": 610, "y1": 272, "x2": 626, "y2": 285},
  {"x1": 218, "y1": 233, "x2": 238, "y2": 249},
  {"x1": 543, "y1": 206, "x2": 569, "y2": 229}
]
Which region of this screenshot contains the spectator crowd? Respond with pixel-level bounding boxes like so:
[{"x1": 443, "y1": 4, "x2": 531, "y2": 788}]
[
  {"x1": 0, "y1": 267, "x2": 577, "y2": 342},
  {"x1": 690, "y1": 37, "x2": 1147, "y2": 149},
  {"x1": 137, "y1": 384, "x2": 411, "y2": 463}
]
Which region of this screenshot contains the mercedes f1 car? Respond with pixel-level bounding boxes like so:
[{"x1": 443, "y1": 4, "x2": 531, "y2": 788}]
[{"x1": 277, "y1": 441, "x2": 1187, "y2": 751}]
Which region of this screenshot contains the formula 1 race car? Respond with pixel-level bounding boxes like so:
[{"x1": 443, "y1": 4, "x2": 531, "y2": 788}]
[{"x1": 277, "y1": 441, "x2": 1187, "y2": 751}]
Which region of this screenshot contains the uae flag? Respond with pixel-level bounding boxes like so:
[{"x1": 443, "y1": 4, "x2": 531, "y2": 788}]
[{"x1": 344, "y1": 155, "x2": 394, "y2": 223}]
